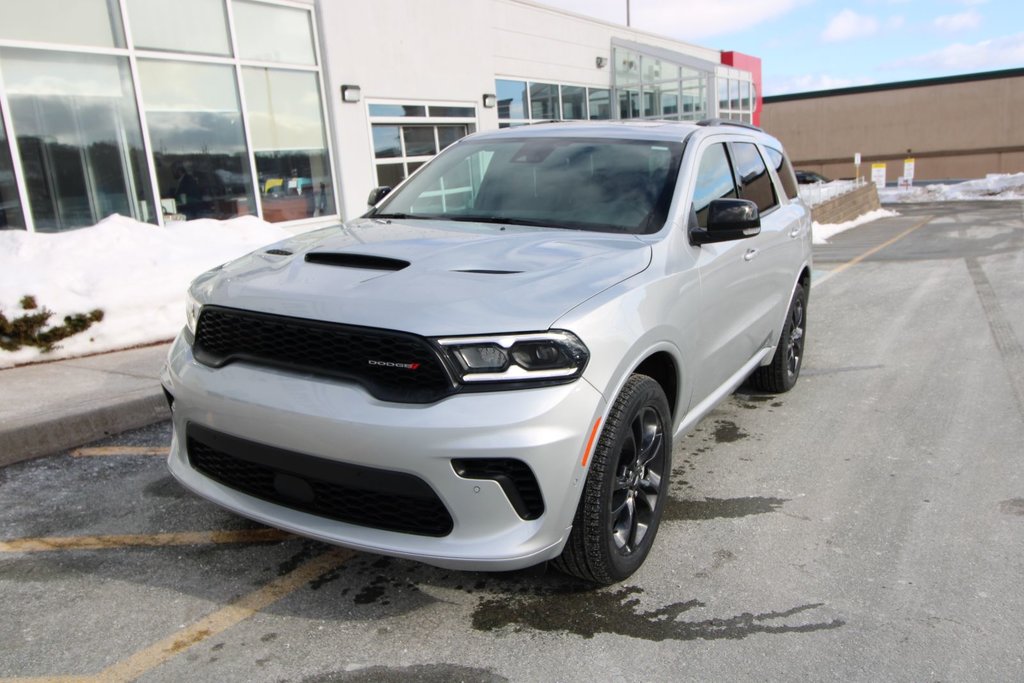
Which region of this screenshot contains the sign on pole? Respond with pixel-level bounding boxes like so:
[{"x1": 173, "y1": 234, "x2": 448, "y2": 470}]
[
  {"x1": 903, "y1": 158, "x2": 915, "y2": 183},
  {"x1": 871, "y1": 162, "x2": 887, "y2": 190},
  {"x1": 854, "y1": 152, "x2": 861, "y2": 181}
]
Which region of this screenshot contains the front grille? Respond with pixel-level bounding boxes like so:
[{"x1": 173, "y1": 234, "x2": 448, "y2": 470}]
[
  {"x1": 193, "y1": 306, "x2": 453, "y2": 403},
  {"x1": 452, "y1": 458, "x2": 545, "y2": 520},
  {"x1": 187, "y1": 424, "x2": 454, "y2": 537}
]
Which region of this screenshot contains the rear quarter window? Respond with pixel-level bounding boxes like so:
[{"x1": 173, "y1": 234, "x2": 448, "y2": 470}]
[{"x1": 765, "y1": 146, "x2": 800, "y2": 200}]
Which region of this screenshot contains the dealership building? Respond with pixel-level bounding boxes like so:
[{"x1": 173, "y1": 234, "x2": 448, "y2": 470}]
[{"x1": 0, "y1": 0, "x2": 761, "y2": 233}]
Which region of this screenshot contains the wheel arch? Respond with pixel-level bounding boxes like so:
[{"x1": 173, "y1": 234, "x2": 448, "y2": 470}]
[{"x1": 632, "y1": 351, "x2": 680, "y2": 425}]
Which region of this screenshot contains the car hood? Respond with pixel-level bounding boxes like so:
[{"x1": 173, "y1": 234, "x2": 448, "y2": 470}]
[{"x1": 195, "y1": 218, "x2": 652, "y2": 336}]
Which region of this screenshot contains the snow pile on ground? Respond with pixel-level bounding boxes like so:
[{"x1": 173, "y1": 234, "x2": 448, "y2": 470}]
[
  {"x1": 812, "y1": 208, "x2": 898, "y2": 245},
  {"x1": 1, "y1": 214, "x2": 291, "y2": 368},
  {"x1": 878, "y1": 173, "x2": 1024, "y2": 203}
]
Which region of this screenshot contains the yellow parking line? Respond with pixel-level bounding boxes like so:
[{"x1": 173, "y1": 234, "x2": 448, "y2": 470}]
[
  {"x1": 812, "y1": 214, "x2": 933, "y2": 288},
  {"x1": 0, "y1": 548, "x2": 355, "y2": 683},
  {"x1": 70, "y1": 446, "x2": 168, "y2": 457},
  {"x1": 0, "y1": 528, "x2": 292, "y2": 553}
]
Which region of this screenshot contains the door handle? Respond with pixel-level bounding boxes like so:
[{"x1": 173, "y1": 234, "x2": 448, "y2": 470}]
[
  {"x1": 744, "y1": 248, "x2": 759, "y2": 261},
  {"x1": 789, "y1": 226, "x2": 802, "y2": 237}
]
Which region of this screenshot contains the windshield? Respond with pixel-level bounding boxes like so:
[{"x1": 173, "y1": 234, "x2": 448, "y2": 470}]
[{"x1": 369, "y1": 136, "x2": 684, "y2": 234}]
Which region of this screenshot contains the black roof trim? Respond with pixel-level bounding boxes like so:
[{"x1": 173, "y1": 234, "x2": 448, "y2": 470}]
[
  {"x1": 764, "y1": 67, "x2": 1024, "y2": 103},
  {"x1": 696, "y1": 118, "x2": 764, "y2": 132}
]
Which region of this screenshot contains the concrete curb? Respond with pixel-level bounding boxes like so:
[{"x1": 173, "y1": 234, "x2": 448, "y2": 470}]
[{"x1": 0, "y1": 390, "x2": 170, "y2": 468}]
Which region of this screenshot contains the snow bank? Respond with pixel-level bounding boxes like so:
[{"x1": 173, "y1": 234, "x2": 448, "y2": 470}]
[
  {"x1": 1, "y1": 214, "x2": 290, "y2": 368},
  {"x1": 812, "y1": 209, "x2": 899, "y2": 245},
  {"x1": 878, "y1": 173, "x2": 1024, "y2": 203}
]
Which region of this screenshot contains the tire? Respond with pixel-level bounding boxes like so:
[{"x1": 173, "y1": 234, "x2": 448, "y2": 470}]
[
  {"x1": 552, "y1": 374, "x2": 672, "y2": 585},
  {"x1": 750, "y1": 283, "x2": 807, "y2": 393}
]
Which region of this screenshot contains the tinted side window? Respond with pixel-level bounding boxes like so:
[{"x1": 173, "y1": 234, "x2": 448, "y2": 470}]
[
  {"x1": 692, "y1": 143, "x2": 737, "y2": 228},
  {"x1": 765, "y1": 146, "x2": 800, "y2": 200},
  {"x1": 732, "y1": 142, "x2": 778, "y2": 214}
]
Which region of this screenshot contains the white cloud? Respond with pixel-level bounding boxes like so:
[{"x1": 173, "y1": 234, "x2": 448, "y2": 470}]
[
  {"x1": 821, "y1": 9, "x2": 880, "y2": 42},
  {"x1": 886, "y1": 15, "x2": 906, "y2": 30},
  {"x1": 764, "y1": 74, "x2": 876, "y2": 96},
  {"x1": 934, "y1": 9, "x2": 982, "y2": 32},
  {"x1": 536, "y1": 0, "x2": 804, "y2": 40},
  {"x1": 888, "y1": 32, "x2": 1024, "y2": 71}
]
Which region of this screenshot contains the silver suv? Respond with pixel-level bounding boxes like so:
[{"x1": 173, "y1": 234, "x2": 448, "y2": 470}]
[{"x1": 162, "y1": 120, "x2": 812, "y2": 585}]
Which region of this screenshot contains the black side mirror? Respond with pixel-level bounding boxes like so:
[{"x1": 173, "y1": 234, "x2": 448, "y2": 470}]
[
  {"x1": 690, "y1": 198, "x2": 761, "y2": 245},
  {"x1": 367, "y1": 186, "x2": 392, "y2": 206}
]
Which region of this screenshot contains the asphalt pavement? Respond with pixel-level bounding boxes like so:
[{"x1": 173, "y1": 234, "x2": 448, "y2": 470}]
[{"x1": 1, "y1": 201, "x2": 1022, "y2": 681}]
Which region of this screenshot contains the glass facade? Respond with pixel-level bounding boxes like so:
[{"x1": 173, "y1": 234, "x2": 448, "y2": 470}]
[
  {"x1": 0, "y1": 49, "x2": 155, "y2": 230},
  {"x1": 613, "y1": 47, "x2": 714, "y2": 122},
  {"x1": 369, "y1": 104, "x2": 476, "y2": 188},
  {"x1": 0, "y1": 0, "x2": 335, "y2": 231},
  {"x1": 496, "y1": 79, "x2": 612, "y2": 127}
]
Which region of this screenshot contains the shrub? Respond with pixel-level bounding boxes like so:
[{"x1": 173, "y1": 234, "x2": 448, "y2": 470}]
[{"x1": 0, "y1": 295, "x2": 104, "y2": 353}]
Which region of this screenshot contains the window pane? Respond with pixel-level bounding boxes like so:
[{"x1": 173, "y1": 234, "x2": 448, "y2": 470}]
[
  {"x1": 428, "y1": 106, "x2": 475, "y2": 118},
  {"x1": 372, "y1": 126, "x2": 401, "y2": 158},
  {"x1": 402, "y1": 127, "x2": 436, "y2": 157},
  {"x1": 126, "y1": 0, "x2": 230, "y2": 56},
  {"x1": 642, "y1": 88, "x2": 657, "y2": 118},
  {"x1": 495, "y1": 80, "x2": 527, "y2": 120},
  {"x1": 661, "y1": 88, "x2": 679, "y2": 116},
  {"x1": 561, "y1": 86, "x2": 586, "y2": 120},
  {"x1": 765, "y1": 146, "x2": 799, "y2": 200},
  {"x1": 733, "y1": 142, "x2": 777, "y2": 213},
  {"x1": 618, "y1": 90, "x2": 640, "y2": 119},
  {"x1": 1, "y1": 49, "x2": 155, "y2": 231},
  {"x1": 232, "y1": 0, "x2": 315, "y2": 65},
  {"x1": 0, "y1": 0, "x2": 123, "y2": 48},
  {"x1": 614, "y1": 48, "x2": 640, "y2": 86},
  {"x1": 529, "y1": 83, "x2": 558, "y2": 120},
  {"x1": 137, "y1": 60, "x2": 254, "y2": 220},
  {"x1": 588, "y1": 89, "x2": 610, "y2": 120},
  {"x1": 368, "y1": 104, "x2": 426, "y2": 117},
  {"x1": 0, "y1": 108, "x2": 25, "y2": 229},
  {"x1": 730, "y1": 80, "x2": 741, "y2": 110},
  {"x1": 693, "y1": 143, "x2": 737, "y2": 227},
  {"x1": 376, "y1": 162, "x2": 405, "y2": 188},
  {"x1": 718, "y1": 79, "x2": 729, "y2": 111},
  {"x1": 437, "y1": 125, "x2": 468, "y2": 150},
  {"x1": 243, "y1": 68, "x2": 334, "y2": 221}
]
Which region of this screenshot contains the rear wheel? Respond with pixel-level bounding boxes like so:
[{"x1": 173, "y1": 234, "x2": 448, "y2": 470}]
[
  {"x1": 552, "y1": 374, "x2": 671, "y2": 585},
  {"x1": 750, "y1": 283, "x2": 807, "y2": 393}
]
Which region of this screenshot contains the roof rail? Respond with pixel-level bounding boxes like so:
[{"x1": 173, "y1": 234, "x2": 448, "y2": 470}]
[{"x1": 696, "y1": 118, "x2": 764, "y2": 132}]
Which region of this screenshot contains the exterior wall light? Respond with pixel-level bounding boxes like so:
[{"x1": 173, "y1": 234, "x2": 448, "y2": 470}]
[
  {"x1": 596, "y1": 56, "x2": 607, "y2": 68},
  {"x1": 341, "y1": 85, "x2": 361, "y2": 103},
  {"x1": 482, "y1": 93, "x2": 497, "y2": 108}
]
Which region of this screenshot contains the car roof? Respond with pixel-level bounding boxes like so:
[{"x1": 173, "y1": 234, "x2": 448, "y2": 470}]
[{"x1": 467, "y1": 119, "x2": 785, "y2": 148}]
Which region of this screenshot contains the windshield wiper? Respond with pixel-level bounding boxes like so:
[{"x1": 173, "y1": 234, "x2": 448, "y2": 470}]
[{"x1": 444, "y1": 215, "x2": 565, "y2": 228}]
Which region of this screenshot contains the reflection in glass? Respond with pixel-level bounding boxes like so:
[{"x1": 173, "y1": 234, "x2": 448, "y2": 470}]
[
  {"x1": 618, "y1": 90, "x2": 640, "y2": 119},
  {"x1": 0, "y1": 109, "x2": 25, "y2": 229},
  {"x1": 1, "y1": 49, "x2": 155, "y2": 231},
  {"x1": 437, "y1": 125, "x2": 467, "y2": 150},
  {"x1": 615, "y1": 48, "x2": 640, "y2": 86},
  {"x1": 232, "y1": 0, "x2": 315, "y2": 65},
  {"x1": 661, "y1": 88, "x2": 679, "y2": 117},
  {"x1": 402, "y1": 127, "x2": 436, "y2": 157},
  {"x1": 372, "y1": 126, "x2": 401, "y2": 158},
  {"x1": 561, "y1": 86, "x2": 586, "y2": 120},
  {"x1": 368, "y1": 104, "x2": 426, "y2": 118},
  {"x1": 0, "y1": 0, "x2": 123, "y2": 48},
  {"x1": 126, "y1": 0, "x2": 230, "y2": 56},
  {"x1": 740, "y1": 81, "x2": 752, "y2": 111},
  {"x1": 428, "y1": 106, "x2": 475, "y2": 118},
  {"x1": 718, "y1": 78, "x2": 729, "y2": 110},
  {"x1": 243, "y1": 68, "x2": 334, "y2": 221},
  {"x1": 588, "y1": 89, "x2": 611, "y2": 120},
  {"x1": 137, "y1": 60, "x2": 254, "y2": 220},
  {"x1": 376, "y1": 162, "x2": 404, "y2": 188},
  {"x1": 496, "y1": 80, "x2": 527, "y2": 120},
  {"x1": 529, "y1": 83, "x2": 558, "y2": 120}
]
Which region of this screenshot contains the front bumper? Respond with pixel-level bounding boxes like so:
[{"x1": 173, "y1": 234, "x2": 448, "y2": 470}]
[{"x1": 162, "y1": 332, "x2": 606, "y2": 571}]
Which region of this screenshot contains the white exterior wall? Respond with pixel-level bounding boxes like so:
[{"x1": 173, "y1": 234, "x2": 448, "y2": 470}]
[{"x1": 316, "y1": 0, "x2": 726, "y2": 220}]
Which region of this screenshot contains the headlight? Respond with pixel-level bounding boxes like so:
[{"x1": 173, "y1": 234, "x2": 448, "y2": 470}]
[
  {"x1": 185, "y1": 289, "x2": 202, "y2": 336},
  {"x1": 437, "y1": 331, "x2": 589, "y2": 384}
]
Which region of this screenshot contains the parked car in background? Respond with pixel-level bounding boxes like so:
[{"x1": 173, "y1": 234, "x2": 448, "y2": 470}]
[
  {"x1": 795, "y1": 169, "x2": 831, "y2": 184},
  {"x1": 162, "y1": 119, "x2": 812, "y2": 585}
]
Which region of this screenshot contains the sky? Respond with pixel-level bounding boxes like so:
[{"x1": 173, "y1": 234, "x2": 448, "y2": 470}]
[{"x1": 538, "y1": 0, "x2": 1024, "y2": 95}]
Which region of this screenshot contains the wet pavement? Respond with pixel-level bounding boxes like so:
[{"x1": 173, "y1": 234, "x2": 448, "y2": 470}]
[{"x1": 1, "y1": 201, "x2": 1023, "y2": 681}]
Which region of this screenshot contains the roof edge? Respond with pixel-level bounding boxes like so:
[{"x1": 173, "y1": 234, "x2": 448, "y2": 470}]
[{"x1": 764, "y1": 67, "x2": 1024, "y2": 103}]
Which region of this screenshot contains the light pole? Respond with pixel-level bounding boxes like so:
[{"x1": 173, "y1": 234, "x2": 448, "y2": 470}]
[{"x1": 626, "y1": 0, "x2": 631, "y2": 26}]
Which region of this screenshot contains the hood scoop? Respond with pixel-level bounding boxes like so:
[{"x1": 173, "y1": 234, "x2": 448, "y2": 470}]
[
  {"x1": 452, "y1": 269, "x2": 524, "y2": 275},
  {"x1": 305, "y1": 252, "x2": 410, "y2": 271}
]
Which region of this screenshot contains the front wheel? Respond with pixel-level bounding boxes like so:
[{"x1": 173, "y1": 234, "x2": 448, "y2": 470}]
[
  {"x1": 552, "y1": 374, "x2": 672, "y2": 585},
  {"x1": 750, "y1": 282, "x2": 807, "y2": 393}
]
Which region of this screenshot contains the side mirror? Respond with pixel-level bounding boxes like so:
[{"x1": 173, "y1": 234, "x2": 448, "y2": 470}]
[
  {"x1": 690, "y1": 198, "x2": 761, "y2": 245},
  {"x1": 366, "y1": 186, "x2": 392, "y2": 206}
]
